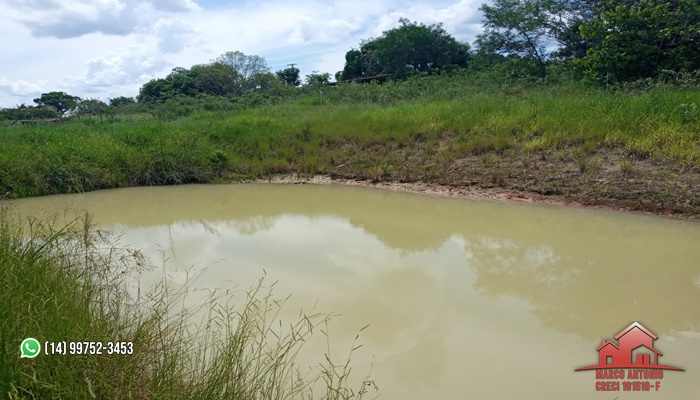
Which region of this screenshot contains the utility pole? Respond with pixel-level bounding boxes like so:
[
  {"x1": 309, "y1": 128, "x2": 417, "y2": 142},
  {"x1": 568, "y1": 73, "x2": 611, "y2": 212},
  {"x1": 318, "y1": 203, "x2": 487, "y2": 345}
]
[{"x1": 287, "y1": 63, "x2": 297, "y2": 69}]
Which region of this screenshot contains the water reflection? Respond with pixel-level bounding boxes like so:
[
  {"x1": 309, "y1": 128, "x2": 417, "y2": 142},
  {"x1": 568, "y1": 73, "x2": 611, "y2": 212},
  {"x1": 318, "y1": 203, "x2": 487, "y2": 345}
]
[{"x1": 9, "y1": 184, "x2": 700, "y2": 399}]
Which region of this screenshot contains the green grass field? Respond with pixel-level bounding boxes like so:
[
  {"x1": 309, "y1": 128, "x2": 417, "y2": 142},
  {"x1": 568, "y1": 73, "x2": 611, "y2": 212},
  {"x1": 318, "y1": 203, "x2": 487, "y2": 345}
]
[{"x1": 1, "y1": 80, "x2": 698, "y2": 198}]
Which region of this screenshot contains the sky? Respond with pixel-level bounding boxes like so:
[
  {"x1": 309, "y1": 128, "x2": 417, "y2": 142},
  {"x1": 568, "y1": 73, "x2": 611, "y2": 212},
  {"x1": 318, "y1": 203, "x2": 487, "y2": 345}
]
[{"x1": 0, "y1": 0, "x2": 486, "y2": 108}]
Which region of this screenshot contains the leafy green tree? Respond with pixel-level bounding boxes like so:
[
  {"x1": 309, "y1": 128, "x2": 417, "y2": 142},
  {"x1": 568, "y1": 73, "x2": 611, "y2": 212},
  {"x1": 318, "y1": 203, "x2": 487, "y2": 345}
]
[
  {"x1": 78, "y1": 99, "x2": 108, "y2": 123},
  {"x1": 374, "y1": 19, "x2": 469, "y2": 79},
  {"x1": 576, "y1": 0, "x2": 700, "y2": 82},
  {"x1": 108, "y1": 96, "x2": 136, "y2": 107},
  {"x1": 304, "y1": 71, "x2": 331, "y2": 86},
  {"x1": 135, "y1": 51, "x2": 282, "y2": 107},
  {"x1": 215, "y1": 51, "x2": 270, "y2": 95},
  {"x1": 476, "y1": 0, "x2": 553, "y2": 77},
  {"x1": 0, "y1": 104, "x2": 59, "y2": 120},
  {"x1": 250, "y1": 72, "x2": 288, "y2": 96},
  {"x1": 108, "y1": 96, "x2": 138, "y2": 119},
  {"x1": 340, "y1": 19, "x2": 469, "y2": 80},
  {"x1": 137, "y1": 78, "x2": 172, "y2": 103},
  {"x1": 474, "y1": 0, "x2": 607, "y2": 77},
  {"x1": 33, "y1": 91, "x2": 81, "y2": 114},
  {"x1": 338, "y1": 49, "x2": 370, "y2": 81},
  {"x1": 190, "y1": 62, "x2": 238, "y2": 96},
  {"x1": 165, "y1": 67, "x2": 197, "y2": 97},
  {"x1": 546, "y1": 0, "x2": 602, "y2": 59},
  {"x1": 276, "y1": 67, "x2": 301, "y2": 86}
]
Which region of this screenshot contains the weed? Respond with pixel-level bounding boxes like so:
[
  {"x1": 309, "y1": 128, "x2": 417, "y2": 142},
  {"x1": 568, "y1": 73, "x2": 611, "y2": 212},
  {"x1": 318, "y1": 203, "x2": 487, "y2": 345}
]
[
  {"x1": 679, "y1": 102, "x2": 698, "y2": 123},
  {"x1": 491, "y1": 172, "x2": 506, "y2": 187},
  {"x1": 0, "y1": 209, "x2": 370, "y2": 399},
  {"x1": 0, "y1": 78, "x2": 699, "y2": 200},
  {"x1": 619, "y1": 159, "x2": 635, "y2": 175}
]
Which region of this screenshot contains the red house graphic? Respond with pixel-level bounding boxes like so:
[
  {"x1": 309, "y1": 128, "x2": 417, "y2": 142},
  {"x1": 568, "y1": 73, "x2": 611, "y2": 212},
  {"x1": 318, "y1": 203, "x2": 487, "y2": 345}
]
[{"x1": 576, "y1": 322, "x2": 684, "y2": 371}]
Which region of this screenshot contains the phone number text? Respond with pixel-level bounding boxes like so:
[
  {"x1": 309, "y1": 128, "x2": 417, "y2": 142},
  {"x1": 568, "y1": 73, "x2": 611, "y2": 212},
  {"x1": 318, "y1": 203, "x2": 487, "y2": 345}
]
[{"x1": 44, "y1": 341, "x2": 133, "y2": 355}]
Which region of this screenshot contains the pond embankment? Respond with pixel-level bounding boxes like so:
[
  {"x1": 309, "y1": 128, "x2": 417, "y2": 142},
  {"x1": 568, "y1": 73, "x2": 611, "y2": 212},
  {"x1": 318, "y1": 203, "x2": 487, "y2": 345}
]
[
  {"x1": 245, "y1": 143, "x2": 700, "y2": 220},
  {"x1": 1, "y1": 90, "x2": 699, "y2": 219}
]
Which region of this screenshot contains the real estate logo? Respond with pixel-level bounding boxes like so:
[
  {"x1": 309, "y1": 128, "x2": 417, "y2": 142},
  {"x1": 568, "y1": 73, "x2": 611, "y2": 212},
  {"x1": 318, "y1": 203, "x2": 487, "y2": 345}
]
[{"x1": 575, "y1": 322, "x2": 684, "y2": 392}]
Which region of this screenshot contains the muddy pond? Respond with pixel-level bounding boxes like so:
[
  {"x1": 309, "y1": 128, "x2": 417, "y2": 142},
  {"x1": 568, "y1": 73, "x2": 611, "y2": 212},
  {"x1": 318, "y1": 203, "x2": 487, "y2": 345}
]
[{"x1": 9, "y1": 184, "x2": 700, "y2": 399}]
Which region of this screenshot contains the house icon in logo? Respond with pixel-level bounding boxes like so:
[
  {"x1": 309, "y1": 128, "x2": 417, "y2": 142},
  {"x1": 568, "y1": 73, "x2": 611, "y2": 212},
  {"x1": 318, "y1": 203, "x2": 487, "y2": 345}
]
[{"x1": 576, "y1": 322, "x2": 684, "y2": 371}]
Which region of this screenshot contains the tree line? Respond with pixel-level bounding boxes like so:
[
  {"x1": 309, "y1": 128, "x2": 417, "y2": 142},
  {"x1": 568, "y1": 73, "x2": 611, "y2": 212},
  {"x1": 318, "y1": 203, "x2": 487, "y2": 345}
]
[
  {"x1": 337, "y1": 0, "x2": 699, "y2": 83},
  {"x1": 2, "y1": 0, "x2": 698, "y2": 121}
]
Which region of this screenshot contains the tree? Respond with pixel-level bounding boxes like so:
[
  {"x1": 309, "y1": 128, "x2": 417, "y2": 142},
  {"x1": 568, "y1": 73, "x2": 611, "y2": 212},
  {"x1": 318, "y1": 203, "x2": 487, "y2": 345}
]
[
  {"x1": 474, "y1": 0, "x2": 608, "y2": 77},
  {"x1": 476, "y1": 0, "x2": 553, "y2": 77},
  {"x1": 108, "y1": 96, "x2": 138, "y2": 119},
  {"x1": 276, "y1": 67, "x2": 301, "y2": 86},
  {"x1": 190, "y1": 62, "x2": 238, "y2": 96},
  {"x1": 337, "y1": 49, "x2": 368, "y2": 81},
  {"x1": 137, "y1": 78, "x2": 172, "y2": 103},
  {"x1": 77, "y1": 99, "x2": 108, "y2": 123},
  {"x1": 250, "y1": 72, "x2": 288, "y2": 96},
  {"x1": 165, "y1": 67, "x2": 197, "y2": 97},
  {"x1": 339, "y1": 19, "x2": 469, "y2": 81},
  {"x1": 374, "y1": 19, "x2": 470, "y2": 79},
  {"x1": 546, "y1": 0, "x2": 602, "y2": 59},
  {"x1": 108, "y1": 96, "x2": 136, "y2": 107},
  {"x1": 215, "y1": 51, "x2": 270, "y2": 95},
  {"x1": 576, "y1": 0, "x2": 700, "y2": 82},
  {"x1": 33, "y1": 91, "x2": 80, "y2": 114},
  {"x1": 304, "y1": 71, "x2": 331, "y2": 86}
]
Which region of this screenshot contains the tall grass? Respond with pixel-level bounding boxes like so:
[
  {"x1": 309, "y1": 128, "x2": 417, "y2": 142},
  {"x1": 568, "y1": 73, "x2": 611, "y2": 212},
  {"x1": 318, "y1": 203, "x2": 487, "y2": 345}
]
[
  {"x1": 0, "y1": 206, "x2": 369, "y2": 399},
  {"x1": 0, "y1": 76, "x2": 698, "y2": 198}
]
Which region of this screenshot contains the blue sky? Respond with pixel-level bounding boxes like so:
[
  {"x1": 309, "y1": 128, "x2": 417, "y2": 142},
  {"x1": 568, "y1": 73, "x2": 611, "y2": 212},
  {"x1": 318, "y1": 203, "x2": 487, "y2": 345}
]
[{"x1": 0, "y1": 0, "x2": 486, "y2": 108}]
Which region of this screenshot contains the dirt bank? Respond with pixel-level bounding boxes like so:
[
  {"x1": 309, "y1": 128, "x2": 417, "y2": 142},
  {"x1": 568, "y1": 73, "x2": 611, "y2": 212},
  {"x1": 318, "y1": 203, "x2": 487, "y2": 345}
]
[{"x1": 245, "y1": 147, "x2": 700, "y2": 220}]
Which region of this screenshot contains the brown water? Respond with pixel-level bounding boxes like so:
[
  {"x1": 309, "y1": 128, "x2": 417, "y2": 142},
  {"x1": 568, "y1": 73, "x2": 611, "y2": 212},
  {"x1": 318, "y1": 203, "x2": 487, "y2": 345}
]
[{"x1": 9, "y1": 184, "x2": 700, "y2": 399}]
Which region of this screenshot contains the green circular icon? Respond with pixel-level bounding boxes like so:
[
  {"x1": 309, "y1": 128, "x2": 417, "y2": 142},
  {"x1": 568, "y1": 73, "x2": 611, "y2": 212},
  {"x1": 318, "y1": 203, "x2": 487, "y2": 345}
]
[{"x1": 20, "y1": 338, "x2": 41, "y2": 358}]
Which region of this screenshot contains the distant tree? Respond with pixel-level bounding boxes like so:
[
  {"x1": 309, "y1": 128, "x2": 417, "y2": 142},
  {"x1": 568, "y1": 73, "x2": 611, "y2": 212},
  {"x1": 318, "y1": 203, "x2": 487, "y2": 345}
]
[
  {"x1": 338, "y1": 49, "x2": 366, "y2": 81},
  {"x1": 576, "y1": 0, "x2": 700, "y2": 82},
  {"x1": 250, "y1": 72, "x2": 288, "y2": 95},
  {"x1": 276, "y1": 67, "x2": 301, "y2": 86},
  {"x1": 372, "y1": 19, "x2": 470, "y2": 79},
  {"x1": 33, "y1": 91, "x2": 81, "y2": 114},
  {"x1": 78, "y1": 98, "x2": 108, "y2": 123},
  {"x1": 108, "y1": 96, "x2": 136, "y2": 107},
  {"x1": 0, "y1": 104, "x2": 58, "y2": 120},
  {"x1": 304, "y1": 71, "x2": 332, "y2": 86},
  {"x1": 476, "y1": 0, "x2": 553, "y2": 77},
  {"x1": 134, "y1": 51, "x2": 285, "y2": 107},
  {"x1": 340, "y1": 19, "x2": 469, "y2": 81},
  {"x1": 137, "y1": 78, "x2": 172, "y2": 103},
  {"x1": 108, "y1": 96, "x2": 138, "y2": 119},
  {"x1": 546, "y1": 0, "x2": 602, "y2": 60},
  {"x1": 190, "y1": 62, "x2": 238, "y2": 96},
  {"x1": 215, "y1": 51, "x2": 270, "y2": 95},
  {"x1": 165, "y1": 67, "x2": 197, "y2": 97}
]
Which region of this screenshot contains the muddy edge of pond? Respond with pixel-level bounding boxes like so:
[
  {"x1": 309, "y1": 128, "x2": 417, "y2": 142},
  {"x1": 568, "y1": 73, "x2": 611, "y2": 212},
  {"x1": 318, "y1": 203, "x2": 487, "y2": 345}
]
[
  {"x1": 244, "y1": 172, "x2": 700, "y2": 221},
  {"x1": 240, "y1": 146, "x2": 700, "y2": 220}
]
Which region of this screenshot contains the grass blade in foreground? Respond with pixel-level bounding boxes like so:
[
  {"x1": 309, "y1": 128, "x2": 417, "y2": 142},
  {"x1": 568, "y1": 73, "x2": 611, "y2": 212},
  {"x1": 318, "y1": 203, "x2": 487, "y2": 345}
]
[{"x1": 0, "y1": 206, "x2": 371, "y2": 399}]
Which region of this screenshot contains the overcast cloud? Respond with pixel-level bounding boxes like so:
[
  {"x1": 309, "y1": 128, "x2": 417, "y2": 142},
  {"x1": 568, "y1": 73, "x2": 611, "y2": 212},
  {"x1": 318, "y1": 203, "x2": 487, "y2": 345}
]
[{"x1": 0, "y1": 0, "x2": 486, "y2": 107}]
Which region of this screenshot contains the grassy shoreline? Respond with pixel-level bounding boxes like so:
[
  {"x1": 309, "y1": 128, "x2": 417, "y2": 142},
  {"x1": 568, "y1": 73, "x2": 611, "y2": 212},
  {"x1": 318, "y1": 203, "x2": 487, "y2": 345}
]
[
  {"x1": 1, "y1": 83, "x2": 699, "y2": 218},
  {"x1": 0, "y1": 209, "x2": 368, "y2": 399}
]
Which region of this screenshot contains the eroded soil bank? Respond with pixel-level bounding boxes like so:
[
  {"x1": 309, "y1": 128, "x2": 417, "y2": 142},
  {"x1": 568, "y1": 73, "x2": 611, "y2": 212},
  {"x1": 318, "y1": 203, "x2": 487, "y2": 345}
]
[{"x1": 248, "y1": 145, "x2": 700, "y2": 220}]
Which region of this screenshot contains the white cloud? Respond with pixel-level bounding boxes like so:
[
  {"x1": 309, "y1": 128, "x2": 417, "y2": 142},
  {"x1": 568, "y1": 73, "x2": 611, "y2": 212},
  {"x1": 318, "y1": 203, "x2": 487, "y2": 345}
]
[
  {"x1": 148, "y1": 0, "x2": 200, "y2": 12},
  {"x1": 0, "y1": 78, "x2": 47, "y2": 100},
  {"x1": 83, "y1": 50, "x2": 170, "y2": 88},
  {"x1": 21, "y1": 1, "x2": 139, "y2": 38},
  {"x1": 5, "y1": 0, "x2": 63, "y2": 11},
  {"x1": 0, "y1": 0, "x2": 486, "y2": 107},
  {"x1": 153, "y1": 18, "x2": 199, "y2": 54}
]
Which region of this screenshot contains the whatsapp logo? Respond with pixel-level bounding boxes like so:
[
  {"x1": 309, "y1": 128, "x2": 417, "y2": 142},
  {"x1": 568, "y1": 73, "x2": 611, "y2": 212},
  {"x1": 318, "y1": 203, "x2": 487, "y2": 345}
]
[{"x1": 20, "y1": 338, "x2": 41, "y2": 358}]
